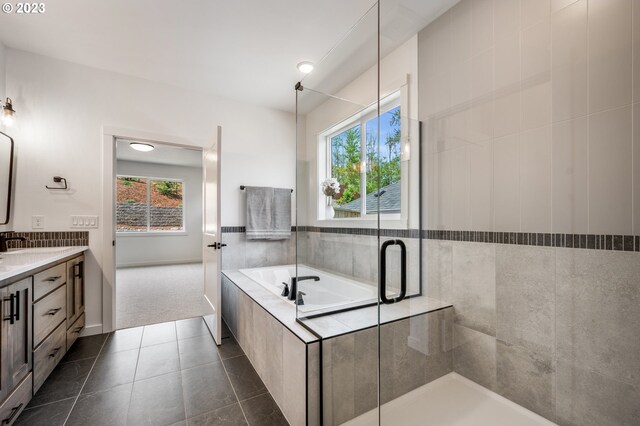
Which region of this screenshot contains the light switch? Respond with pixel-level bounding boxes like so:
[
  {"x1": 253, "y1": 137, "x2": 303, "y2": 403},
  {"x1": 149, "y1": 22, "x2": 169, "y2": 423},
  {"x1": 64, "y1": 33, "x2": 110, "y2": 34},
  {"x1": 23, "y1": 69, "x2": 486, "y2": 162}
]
[
  {"x1": 32, "y1": 215, "x2": 44, "y2": 229},
  {"x1": 71, "y1": 215, "x2": 99, "y2": 229}
]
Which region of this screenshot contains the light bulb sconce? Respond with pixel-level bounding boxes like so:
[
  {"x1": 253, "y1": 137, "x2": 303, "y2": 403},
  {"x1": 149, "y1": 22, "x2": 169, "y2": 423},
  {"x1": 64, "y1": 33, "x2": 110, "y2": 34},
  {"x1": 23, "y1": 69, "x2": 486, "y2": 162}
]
[
  {"x1": 45, "y1": 176, "x2": 69, "y2": 190},
  {"x1": 1, "y1": 98, "x2": 16, "y2": 127}
]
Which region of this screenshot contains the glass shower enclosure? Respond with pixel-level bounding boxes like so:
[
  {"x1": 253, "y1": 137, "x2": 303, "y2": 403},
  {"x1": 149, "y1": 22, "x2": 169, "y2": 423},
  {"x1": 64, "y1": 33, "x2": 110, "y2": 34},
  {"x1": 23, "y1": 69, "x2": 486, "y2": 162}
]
[
  {"x1": 294, "y1": 2, "x2": 449, "y2": 424},
  {"x1": 295, "y1": 0, "x2": 640, "y2": 425}
]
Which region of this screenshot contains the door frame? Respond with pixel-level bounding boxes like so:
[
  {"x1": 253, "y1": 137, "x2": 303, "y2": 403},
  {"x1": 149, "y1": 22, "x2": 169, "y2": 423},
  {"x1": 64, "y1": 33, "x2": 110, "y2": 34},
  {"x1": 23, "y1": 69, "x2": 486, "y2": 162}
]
[{"x1": 101, "y1": 126, "x2": 206, "y2": 332}]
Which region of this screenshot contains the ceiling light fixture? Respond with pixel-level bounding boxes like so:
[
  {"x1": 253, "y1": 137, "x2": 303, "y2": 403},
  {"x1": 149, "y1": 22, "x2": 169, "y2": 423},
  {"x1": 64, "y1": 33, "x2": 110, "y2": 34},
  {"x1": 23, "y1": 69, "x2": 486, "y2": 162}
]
[
  {"x1": 297, "y1": 61, "x2": 314, "y2": 74},
  {"x1": 2, "y1": 98, "x2": 16, "y2": 127},
  {"x1": 130, "y1": 142, "x2": 155, "y2": 152}
]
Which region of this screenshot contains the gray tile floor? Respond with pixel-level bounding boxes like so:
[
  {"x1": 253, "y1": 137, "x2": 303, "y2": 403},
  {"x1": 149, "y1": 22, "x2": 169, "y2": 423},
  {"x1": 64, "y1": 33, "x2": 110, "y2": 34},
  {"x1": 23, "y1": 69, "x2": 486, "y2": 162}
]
[{"x1": 16, "y1": 318, "x2": 289, "y2": 426}]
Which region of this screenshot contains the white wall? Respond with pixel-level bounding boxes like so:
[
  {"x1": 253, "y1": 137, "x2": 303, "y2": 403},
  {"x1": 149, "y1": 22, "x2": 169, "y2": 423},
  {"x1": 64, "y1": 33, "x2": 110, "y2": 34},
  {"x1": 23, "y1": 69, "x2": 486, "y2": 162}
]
[
  {"x1": 115, "y1": 160, "x2": 203, "y2": 267},
  {"x1": 4, "y1": 48, "x2": 296, "y2": 332}
]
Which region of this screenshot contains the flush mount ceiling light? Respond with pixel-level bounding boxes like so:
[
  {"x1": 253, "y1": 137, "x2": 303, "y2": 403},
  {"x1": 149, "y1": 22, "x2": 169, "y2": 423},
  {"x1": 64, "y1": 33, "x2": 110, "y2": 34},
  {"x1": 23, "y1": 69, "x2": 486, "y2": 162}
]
[
  {"x1": 1, "y1": 98, "x2": 16, "y2": 127},
  {"x1": 297, "y1": 61, "x2": 314, "y2": 74},
  {"x1": 129, "y1": 142, "x2": 155, "y2": 152}
]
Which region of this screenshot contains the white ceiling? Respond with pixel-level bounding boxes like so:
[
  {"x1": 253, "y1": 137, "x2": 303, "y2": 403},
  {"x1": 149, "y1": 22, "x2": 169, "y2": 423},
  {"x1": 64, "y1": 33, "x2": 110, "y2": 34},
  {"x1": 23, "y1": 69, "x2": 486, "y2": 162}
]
[
  {"x1": 0, "y1": 0, "x2": 375, "y2": 112},
  {"x1": 116, "y1": 139, "x2": 202, "y2": 168},
  {"x1": 0, "y1": 0, "x2": 458, "y2": 113}
]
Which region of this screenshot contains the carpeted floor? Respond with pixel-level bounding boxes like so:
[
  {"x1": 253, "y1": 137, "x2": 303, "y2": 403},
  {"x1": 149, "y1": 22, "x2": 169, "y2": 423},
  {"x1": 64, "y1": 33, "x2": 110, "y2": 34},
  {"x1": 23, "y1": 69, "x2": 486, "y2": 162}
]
[{"x1": 116, "y1": 263, "x2": 206, "y2": 329}]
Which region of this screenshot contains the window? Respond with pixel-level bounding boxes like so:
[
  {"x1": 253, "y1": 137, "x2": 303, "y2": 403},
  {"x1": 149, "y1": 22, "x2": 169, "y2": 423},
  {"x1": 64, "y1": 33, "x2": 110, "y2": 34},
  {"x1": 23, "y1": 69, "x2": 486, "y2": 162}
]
[
  {"x1": 326, "y1": 102, "x2": 402, "y2": 218},
  {"x1": 116, "y1": 176, "x2": 185, "y2": 233}
]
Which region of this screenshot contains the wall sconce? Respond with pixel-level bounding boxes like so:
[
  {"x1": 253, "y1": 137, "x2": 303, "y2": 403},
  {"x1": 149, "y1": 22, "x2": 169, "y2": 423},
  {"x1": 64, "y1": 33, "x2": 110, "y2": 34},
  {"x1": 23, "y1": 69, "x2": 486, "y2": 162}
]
[{"x1": 2, "y1": 98, "x2": 16, "y2": 127}]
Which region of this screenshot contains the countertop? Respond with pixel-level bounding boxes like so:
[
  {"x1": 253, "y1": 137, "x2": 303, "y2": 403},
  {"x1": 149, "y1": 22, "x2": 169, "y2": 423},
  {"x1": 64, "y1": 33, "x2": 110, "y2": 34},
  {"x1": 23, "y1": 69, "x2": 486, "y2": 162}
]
[{"x1": 0, "y1": 246, "x2": 89, "y2": 285}]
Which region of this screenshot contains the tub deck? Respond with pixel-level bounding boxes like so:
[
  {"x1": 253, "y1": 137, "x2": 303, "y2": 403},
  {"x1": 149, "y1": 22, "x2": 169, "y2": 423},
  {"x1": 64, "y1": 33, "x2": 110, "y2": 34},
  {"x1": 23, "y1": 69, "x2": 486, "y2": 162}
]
[{"x1": 223, "y1": 268, "x2": 452, "y2": 340}]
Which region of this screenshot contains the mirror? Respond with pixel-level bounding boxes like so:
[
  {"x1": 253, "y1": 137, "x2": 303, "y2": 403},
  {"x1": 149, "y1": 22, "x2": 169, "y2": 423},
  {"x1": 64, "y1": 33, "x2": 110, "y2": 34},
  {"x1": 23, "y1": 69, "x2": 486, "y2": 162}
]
[{"x1": 0, "y1": 132, "x2": 14, "y2": 225}]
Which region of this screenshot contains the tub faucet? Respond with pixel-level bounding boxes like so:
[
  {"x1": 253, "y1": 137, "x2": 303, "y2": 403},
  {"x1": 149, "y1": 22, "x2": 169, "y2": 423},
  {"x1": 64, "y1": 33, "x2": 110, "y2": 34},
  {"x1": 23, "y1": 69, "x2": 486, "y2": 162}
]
[
  {"x1": 288, "y1": 276, "x2": 319, "y2": 301},
  {"x1": 0, "y1": 233, "x2": 27, "y2": 252}
]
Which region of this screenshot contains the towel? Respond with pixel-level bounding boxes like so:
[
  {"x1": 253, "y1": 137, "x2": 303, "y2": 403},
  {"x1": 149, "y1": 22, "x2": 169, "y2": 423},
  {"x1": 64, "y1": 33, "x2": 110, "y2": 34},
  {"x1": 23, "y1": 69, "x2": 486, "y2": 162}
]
[{"x1": 246, "y1": 186, "x2": 291, "y2": 240}]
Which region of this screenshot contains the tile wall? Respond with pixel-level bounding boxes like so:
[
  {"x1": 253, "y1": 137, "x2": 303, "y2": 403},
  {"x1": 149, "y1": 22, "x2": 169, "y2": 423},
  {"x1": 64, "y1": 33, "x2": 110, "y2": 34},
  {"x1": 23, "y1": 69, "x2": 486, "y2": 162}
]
[
  {"x1": 424, "y1": 239, "x2": 640, "y2": 424},
  {"x1": 220, "y1": 227, "x2": 296, "y2": 270},
  {"x1": 322, "y1": 308, "x2": 453, "y2": 425},
  {"x1": 421, "y1": 0, "x2": 640, "y2": 236},
  {"x1": 418, "y1": 0, "x2": 640, "y2": 424}
]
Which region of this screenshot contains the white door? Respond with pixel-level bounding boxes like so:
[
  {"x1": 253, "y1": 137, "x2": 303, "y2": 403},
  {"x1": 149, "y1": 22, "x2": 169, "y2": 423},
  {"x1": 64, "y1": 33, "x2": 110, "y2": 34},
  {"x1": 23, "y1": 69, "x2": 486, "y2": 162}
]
[{"x1": 203, "y1": 126, "x2": 222, "y2": 345}]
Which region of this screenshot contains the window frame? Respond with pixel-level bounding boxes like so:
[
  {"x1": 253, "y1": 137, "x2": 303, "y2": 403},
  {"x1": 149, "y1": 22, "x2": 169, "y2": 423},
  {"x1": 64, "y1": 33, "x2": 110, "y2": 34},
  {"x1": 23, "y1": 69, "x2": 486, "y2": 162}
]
[
  {"x1": 322, "y1": 91, "x2": 402, "y2": 220},
  {"x1": 115, "y1": 174, "x2": 187, "y2": 235}
]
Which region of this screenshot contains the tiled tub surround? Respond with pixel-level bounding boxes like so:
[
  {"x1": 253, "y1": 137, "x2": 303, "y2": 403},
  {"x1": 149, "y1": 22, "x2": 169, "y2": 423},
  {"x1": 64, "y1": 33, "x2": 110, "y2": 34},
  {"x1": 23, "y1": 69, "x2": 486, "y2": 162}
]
[
  {"x1": 297, "y1": 230, "x2": 423, "y2": 297},
  {"x1": 426, "y1": 239, "x2": 640, "y2": 425},
  {"x1": 3, "y1": 231, "x2": 89, "y2": 249},
  {"x1": 221, "y1": 271, "x2": 319, "y2": 426},
  {"x1": 221, "y1": 270, "x2": 454, "y2": 426},
  {"x1": 221, "y1": 228, "x2": 295, "y2": 270},
  {"x1": 321, "y1": 308, "x2": 453, "y2": 426}
]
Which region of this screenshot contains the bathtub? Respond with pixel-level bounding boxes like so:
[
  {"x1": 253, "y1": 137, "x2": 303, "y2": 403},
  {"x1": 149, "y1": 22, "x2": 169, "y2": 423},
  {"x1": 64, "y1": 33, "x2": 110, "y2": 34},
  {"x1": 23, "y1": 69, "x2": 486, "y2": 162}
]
[{"x1": 238, "y1": 264, "x2": 377, "y2": 314}]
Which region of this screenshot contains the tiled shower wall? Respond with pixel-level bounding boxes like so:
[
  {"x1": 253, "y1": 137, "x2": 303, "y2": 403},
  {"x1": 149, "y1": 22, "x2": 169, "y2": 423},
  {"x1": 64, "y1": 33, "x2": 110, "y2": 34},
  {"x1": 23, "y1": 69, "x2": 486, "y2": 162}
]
[
  {"x1": 421, "y1": 0, "x2": 640, "y2": 236},
  {"x1": 425, "y1": 240, "x2": 640, "y2": 425},
  {"x1": 419, "y1": 0, "x2": 640, "y2": 424}
]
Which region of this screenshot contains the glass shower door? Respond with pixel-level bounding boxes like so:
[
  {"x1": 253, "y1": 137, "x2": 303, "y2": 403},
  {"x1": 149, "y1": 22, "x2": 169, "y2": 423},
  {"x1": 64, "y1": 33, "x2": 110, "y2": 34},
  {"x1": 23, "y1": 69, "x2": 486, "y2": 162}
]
[{"x1": 293, "y1": 2, "x2": 438, "y2": 424}]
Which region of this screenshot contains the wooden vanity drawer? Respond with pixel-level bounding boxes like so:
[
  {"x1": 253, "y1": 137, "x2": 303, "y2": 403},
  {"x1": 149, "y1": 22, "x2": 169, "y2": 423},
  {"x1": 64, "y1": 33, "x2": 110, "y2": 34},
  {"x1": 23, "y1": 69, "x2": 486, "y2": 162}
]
[
  {"x1": 33, "y1": 263, "x2": 66, "y2": 301},
  {"x1": 33, "y1": 321, "x2": 66, "y2": 393},
  {"x1": 33, "y1": 285, "x2": 66, "y2": 347},
  {"x1": 0, "y1": 373, "x2": 32, "y2": 426},
  {"x1": 66, "y1": 312, "x2": 85, "y2": 351}
]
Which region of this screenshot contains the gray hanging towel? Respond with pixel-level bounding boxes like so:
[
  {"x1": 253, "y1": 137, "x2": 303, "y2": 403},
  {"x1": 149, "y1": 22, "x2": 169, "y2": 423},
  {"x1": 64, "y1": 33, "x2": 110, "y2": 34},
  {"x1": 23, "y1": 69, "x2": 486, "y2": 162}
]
[{"x1": 246, "y1": 186, "x2": 291, "y2": 240}]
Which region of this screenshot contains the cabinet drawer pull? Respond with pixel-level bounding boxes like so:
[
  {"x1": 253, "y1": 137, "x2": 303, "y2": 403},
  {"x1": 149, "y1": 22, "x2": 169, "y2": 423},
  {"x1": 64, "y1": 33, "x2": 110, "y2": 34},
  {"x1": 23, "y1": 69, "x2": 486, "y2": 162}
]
[
  {"x1": 44, "y1": 276, "x2": 62, "y2": 282},
  {"x1": 48, "y1": 347, "x2": 62, "y2": 357},
  {"x1": 14, "y1": 290, "x2": 19, "y2": 321},
  {"x1": 46, "y1": 307, "x2": 62, "y2": 316},
  {"x1": 2, "y1": 403, "x2": 23, "y2": 424},
  {"x1": 74, "y1": 326, "x2": 83, "y2": 333},
  {"x1": 3, "y1": 294, "x2": 15, "y2": 324}
]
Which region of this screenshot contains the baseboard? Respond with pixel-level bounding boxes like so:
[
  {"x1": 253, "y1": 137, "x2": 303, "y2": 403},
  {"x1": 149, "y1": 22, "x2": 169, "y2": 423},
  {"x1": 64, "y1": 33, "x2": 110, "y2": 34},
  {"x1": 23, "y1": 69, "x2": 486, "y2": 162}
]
[
  {"x1": 80, "y1": 324, "x2": 103, "y2": 337},
  {"x1": 116, "y1": 258, "x2": 202, "y2": 268}
]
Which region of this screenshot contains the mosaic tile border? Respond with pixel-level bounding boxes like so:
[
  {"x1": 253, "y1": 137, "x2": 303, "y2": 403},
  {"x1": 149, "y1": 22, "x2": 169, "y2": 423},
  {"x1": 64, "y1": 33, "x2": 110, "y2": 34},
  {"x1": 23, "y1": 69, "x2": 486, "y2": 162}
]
[
  {"x1": 424, "y1": 230, "x2": 639, "y2": 252},
  {"x1": 222, "y1": 226, "x2": 640, "y2": 252},
  {"x1": 221, "y1": 226, "x2": 296, "y2": 233},
  {"x1": 4, "y1": 231, "x2": 89, "y2": 249}
]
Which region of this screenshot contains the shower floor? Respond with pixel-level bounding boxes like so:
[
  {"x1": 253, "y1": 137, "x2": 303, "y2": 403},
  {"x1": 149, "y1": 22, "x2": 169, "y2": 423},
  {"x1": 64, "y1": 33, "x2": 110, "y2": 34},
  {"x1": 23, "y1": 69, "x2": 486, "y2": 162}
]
[{"x1": 342, "y1": 373, "x2": 556, "y2": 426}]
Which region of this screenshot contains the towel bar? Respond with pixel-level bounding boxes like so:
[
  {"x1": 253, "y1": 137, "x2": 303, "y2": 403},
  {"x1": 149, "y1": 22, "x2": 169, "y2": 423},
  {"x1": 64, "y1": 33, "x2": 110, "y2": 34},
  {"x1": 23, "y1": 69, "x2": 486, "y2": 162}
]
[{"x1": 240, "y1": 185, "x2": 293, "y2": 193}]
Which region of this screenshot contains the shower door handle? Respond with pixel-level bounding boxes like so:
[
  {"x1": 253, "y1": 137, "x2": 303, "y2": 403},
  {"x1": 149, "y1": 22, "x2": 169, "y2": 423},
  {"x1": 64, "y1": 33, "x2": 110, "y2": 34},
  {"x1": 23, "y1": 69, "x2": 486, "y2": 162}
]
[{"x1": 379, "y1": 239, "x2": 407, "y2": 304}]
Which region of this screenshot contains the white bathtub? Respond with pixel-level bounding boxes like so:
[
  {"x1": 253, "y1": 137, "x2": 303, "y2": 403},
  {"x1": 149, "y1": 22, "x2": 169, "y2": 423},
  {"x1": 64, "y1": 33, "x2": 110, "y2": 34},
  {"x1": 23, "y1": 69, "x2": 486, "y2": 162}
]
[{"x1": 238, "y1": 264, "x2": 377, "y2": 314}]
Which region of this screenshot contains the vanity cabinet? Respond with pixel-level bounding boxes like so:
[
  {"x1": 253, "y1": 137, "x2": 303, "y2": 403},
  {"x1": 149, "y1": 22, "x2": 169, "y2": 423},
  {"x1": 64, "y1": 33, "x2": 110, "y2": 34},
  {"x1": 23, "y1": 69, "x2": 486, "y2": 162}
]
[
  {"x1": 0, "y1": 278, "x2": 33, "y2": 425},
  {"x1": 0, "y1": 249, "x2": 86, "y2": 425},
  {"x1": 0, "y1": 278, "x2": 32, "y2": 403}
]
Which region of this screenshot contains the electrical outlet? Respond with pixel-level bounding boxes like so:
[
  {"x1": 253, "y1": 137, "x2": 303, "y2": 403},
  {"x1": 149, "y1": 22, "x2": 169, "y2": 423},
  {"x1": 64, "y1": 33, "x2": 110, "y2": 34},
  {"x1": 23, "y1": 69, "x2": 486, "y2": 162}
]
[
  {"x1": 71, "y1": 215, "x2": 99, "y2": 229},
  {"x1": 32, "y1": 215, "x2": 44, "y2": 229}
]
